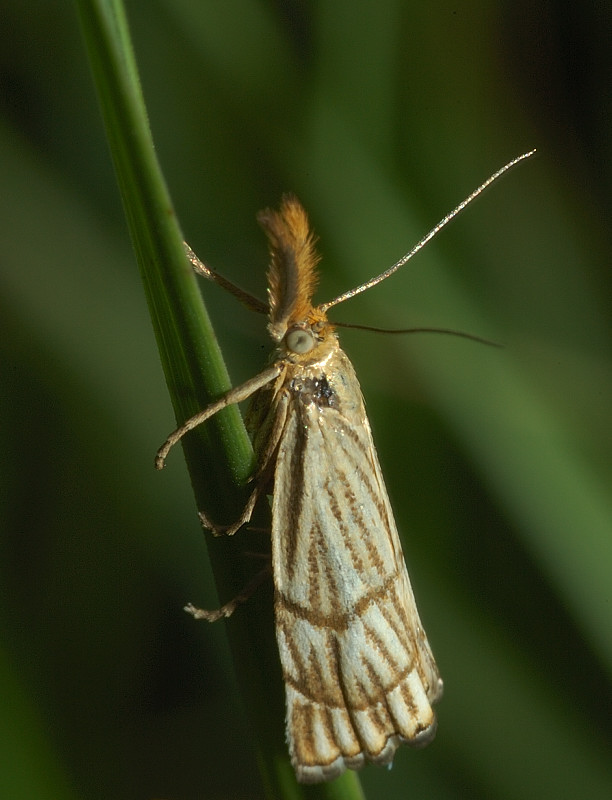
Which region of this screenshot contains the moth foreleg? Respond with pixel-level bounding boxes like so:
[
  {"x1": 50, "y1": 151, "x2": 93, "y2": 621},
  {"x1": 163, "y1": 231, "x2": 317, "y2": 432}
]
[
  {"x1": 155, "y1": 365, "x2": 281, "y2": 469},
  {"x1": 184, "y1": 563, "x2": 272, "y2": 622}
]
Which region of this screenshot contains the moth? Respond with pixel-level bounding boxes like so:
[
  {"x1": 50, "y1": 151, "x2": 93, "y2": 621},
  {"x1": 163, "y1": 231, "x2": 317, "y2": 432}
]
[{"x1": 156, "y1": 151, "x2": 534, "y2": 783}]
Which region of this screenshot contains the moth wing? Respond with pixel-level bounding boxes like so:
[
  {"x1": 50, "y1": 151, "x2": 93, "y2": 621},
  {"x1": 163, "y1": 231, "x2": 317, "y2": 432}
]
[{"x1": 271, "y1": 350, "x2": 441, "y2": 784}]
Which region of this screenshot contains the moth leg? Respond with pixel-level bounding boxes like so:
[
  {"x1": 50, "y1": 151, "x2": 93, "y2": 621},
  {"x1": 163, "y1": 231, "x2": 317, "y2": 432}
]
[
  {"x1": 195, "y1": 390, "x2": 289, "y2": 537},
  {"x1": 197, "y1": 479, "x2": 264, "y2": 537},
  {"x1": 155, "y1": 365, "x2": 281, "y2": 469},
  {"x1": 184, "y1": 563, "x2": 272, "y2": 622},
  {"x1": 184, "y1": 242, "x2": 268, "y2": 314}
]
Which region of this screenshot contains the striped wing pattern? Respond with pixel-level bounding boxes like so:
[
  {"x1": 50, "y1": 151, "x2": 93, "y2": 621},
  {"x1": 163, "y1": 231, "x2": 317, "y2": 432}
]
[{"x1": 271, "y1": 350, "x2": 442, "y2": 783}]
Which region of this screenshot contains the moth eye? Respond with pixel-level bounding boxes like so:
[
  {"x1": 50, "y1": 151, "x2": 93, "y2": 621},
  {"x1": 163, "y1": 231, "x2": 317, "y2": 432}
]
[{"x1": 286, "y1": 328, "x2": 316, "y2": 354}]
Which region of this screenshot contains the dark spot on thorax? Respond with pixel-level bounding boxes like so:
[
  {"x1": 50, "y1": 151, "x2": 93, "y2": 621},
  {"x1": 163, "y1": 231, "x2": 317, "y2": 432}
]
[{"x1": 291, "y1": 375, "x2": 338, "y2": 409}]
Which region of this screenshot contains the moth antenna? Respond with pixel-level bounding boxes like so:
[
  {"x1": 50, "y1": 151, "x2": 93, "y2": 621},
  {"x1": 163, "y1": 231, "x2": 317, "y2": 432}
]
[
  {"x1": 333, "y1": 321, "x2": 503, "y2": 348},
  {"x1": 320, "y1": 150, "x2": 536, "y2": 312}
]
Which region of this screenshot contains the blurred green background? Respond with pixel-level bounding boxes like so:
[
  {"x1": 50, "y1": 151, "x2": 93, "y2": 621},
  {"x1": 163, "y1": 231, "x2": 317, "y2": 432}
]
[{"x1": 2, "y1": 1, "x2": 611, "y2": 798}]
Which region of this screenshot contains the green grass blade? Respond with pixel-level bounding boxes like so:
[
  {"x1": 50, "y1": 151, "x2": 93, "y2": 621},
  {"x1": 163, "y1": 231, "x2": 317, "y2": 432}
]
[{"x1": 74, "y1": 1, "x2": 366, "y2": 797}]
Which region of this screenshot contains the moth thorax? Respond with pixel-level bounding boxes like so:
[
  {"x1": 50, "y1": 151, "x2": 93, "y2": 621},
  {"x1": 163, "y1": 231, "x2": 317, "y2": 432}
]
[{"x1": 286, "y1": 326, "x2": 316, "y2": 354}]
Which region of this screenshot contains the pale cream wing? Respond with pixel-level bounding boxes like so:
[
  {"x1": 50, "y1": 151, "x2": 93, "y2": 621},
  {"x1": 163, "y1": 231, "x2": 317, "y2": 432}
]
[{"x1": 271, "y1": 349, "x2": 442, "y2": 784}]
